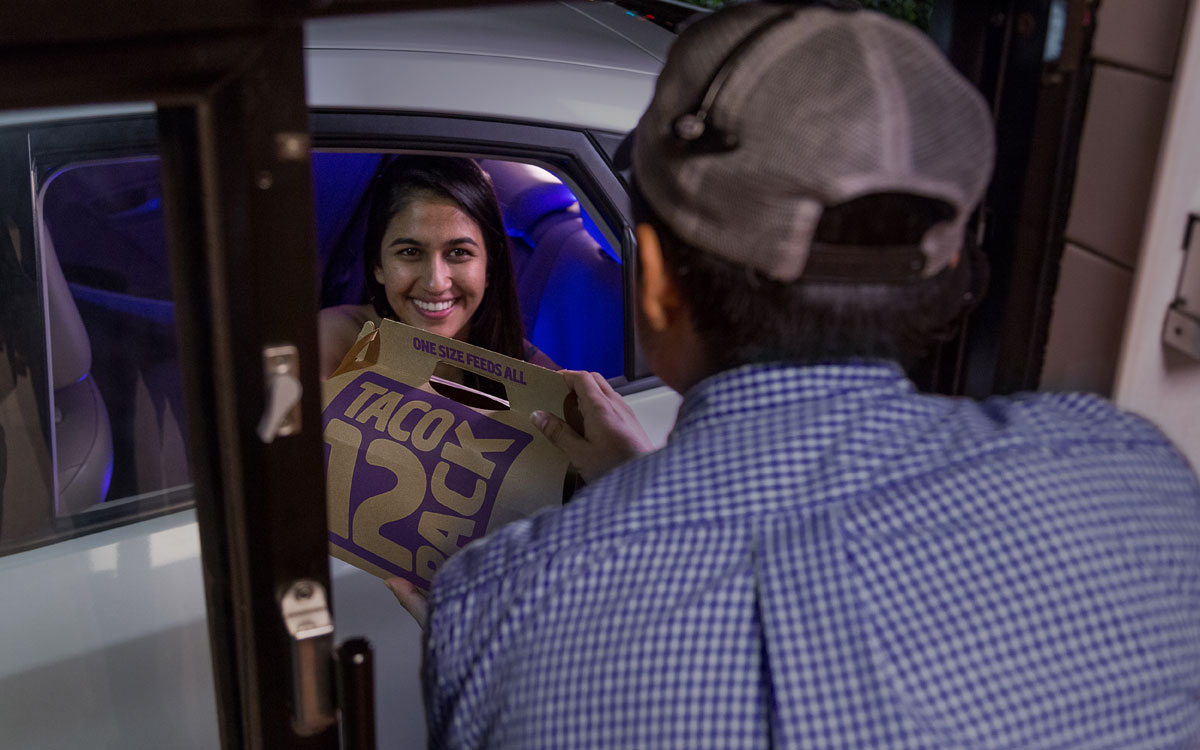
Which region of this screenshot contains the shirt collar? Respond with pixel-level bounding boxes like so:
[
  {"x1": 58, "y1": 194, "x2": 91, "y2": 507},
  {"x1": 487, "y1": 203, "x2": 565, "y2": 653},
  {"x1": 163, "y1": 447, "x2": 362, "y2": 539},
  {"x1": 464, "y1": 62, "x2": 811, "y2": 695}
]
[{"x1": 672, "y1": 360, "x2": 913, "y2": 436}]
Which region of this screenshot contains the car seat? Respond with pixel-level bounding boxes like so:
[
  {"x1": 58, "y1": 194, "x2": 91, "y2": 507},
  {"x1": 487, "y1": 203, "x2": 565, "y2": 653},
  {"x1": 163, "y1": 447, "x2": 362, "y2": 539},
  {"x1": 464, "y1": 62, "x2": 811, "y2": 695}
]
[
  {"x1": 37, "y1": 219, "x2": 113, "y2": 514},
  {"x1": 314, "y1": 152, "x2": 384, "y2": 308},
  {"x1": 39, "y1": 159, "x2": 190, "y2": 508},
  {"x1": 483, "y1": 160, "x2": 624, "y2": 377}
]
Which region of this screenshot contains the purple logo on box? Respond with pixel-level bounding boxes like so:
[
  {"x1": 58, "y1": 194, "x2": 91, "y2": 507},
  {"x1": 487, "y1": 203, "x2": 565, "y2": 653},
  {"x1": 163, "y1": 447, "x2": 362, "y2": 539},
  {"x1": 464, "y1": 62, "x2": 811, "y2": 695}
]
[{"x1": 323, "y1": 371, "x2": 531, "y2": 586}]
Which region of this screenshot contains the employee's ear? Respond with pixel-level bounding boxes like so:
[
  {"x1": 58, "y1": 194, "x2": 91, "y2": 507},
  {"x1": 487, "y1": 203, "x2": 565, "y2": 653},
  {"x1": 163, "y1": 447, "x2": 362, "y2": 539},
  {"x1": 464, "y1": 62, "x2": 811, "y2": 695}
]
[
  {"x1": 373, "y1": 263, "x2": 385, "y2": 285},
  {"x1": 635, "y1": 223, "x2": 683, "y2": 333}
]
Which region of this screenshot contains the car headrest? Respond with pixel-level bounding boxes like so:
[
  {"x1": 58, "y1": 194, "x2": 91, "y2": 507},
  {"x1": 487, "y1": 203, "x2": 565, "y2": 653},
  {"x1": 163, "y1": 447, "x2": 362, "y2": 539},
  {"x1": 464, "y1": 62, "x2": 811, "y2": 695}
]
[{"x1": 504, "y1": 182, "x2": 578, "y2": 240}]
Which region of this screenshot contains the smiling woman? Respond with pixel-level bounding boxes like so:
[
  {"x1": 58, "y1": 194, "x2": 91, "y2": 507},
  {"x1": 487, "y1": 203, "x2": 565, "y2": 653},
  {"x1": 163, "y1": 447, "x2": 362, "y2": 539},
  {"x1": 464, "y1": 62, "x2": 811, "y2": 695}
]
[
  {"x1": 318, "y1": 156, "x2": 556, "y2": 382},
  {"x1": 375, "y1": 194, "x2": 489, "y2": 341}
]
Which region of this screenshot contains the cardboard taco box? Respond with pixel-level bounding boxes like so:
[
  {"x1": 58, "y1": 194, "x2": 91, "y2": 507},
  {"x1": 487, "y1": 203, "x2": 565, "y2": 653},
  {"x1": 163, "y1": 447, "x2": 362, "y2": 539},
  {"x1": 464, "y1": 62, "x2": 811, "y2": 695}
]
[{"x1": 322, "y1": 318, "x2": 570, "y2": 589}]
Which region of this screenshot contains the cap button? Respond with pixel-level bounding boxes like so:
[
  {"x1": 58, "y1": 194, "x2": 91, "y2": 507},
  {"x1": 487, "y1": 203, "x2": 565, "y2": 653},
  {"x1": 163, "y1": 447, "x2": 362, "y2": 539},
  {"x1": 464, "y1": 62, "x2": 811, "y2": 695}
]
[{"x1": 673, "y1": 113, "x2": 706, "y2": 142}]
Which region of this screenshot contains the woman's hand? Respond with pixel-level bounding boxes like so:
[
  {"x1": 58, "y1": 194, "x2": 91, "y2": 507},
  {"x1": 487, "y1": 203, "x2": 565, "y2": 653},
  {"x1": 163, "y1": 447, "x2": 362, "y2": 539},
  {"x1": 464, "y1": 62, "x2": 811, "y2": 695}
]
[
  {"x1": 385, "y1": 577, "x2": 429, "y2": 631},
  {"x1": 532, "y1": 370, "x2": 655, "y2": 483}
]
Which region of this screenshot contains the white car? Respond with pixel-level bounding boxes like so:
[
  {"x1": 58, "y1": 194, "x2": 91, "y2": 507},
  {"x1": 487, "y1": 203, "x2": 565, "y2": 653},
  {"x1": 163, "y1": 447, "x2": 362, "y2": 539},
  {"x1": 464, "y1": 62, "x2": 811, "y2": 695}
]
[{"x1": 0, "y1": 3, "x2": 681, "y2": 747}]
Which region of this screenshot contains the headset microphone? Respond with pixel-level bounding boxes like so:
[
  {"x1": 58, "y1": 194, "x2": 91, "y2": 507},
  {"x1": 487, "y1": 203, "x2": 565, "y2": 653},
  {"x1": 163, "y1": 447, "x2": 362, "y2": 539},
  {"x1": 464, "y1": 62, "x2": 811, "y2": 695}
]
[{"x1": 671, "y1": 2, "x2": 858, "y2": 154}]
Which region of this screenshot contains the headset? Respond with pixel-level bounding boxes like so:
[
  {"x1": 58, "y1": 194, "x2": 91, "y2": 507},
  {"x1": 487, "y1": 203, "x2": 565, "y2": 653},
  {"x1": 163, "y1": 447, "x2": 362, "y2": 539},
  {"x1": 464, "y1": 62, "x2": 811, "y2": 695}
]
[
  {"x1": 672, "y1": 1, "x2": 860, "y2": 154},
  {"x1": 666, "y1": 1, "x2": 985, "y2": 288},
  {"x1": 610, "y1": 2, "x2": 859, "y2": 169}
]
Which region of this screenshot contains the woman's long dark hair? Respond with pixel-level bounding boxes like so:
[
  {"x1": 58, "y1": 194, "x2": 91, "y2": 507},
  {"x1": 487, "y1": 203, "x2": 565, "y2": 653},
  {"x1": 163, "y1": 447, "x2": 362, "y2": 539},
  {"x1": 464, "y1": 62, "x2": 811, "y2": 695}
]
[{"x1": 362, "y1": 155, "x2": 526, "y2": 362}]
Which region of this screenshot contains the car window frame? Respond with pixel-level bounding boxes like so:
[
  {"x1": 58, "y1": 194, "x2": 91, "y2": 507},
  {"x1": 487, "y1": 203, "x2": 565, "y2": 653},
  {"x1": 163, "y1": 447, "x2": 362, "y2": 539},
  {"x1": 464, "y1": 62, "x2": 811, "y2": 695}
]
[
  {"x1": 2, "y1": 107, "x2": 666, "y2": 557},
  {"x1": 1, "y1": 112, "x2": 193, "y2": 558},
  {"x1": 310, "y1": 109, "x2": 657, "y2": 384}
]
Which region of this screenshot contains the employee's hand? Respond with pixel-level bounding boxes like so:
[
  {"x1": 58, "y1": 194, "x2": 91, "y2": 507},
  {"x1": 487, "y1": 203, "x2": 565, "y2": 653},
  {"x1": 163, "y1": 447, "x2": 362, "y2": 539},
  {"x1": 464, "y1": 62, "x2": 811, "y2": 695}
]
[
  {"x1": 385, "y1": 577, "x2": 428, "y2": 632},
  {"x1": 532, "y1": 370, "x2": 654, "y2": 483}
]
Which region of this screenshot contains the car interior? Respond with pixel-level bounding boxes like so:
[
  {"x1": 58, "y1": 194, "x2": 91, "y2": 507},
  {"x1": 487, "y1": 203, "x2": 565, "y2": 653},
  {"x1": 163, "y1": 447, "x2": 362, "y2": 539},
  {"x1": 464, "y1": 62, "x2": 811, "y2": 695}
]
[{"x1": 31, "y1": 150, "x2": 625, "y2": 521}]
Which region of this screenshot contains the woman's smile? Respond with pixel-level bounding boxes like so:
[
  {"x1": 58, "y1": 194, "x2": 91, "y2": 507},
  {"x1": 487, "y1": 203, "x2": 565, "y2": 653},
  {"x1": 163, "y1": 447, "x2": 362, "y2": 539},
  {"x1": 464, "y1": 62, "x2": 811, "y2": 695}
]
[{"x1": 409, "y1": 297, "x2": 459, "y2": 316}]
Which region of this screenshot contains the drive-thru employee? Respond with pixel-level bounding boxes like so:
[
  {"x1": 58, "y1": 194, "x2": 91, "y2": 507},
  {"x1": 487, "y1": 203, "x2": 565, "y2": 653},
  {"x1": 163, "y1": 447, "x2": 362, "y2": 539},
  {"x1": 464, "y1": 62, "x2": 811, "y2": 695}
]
[{"x1": 393, "y1": 4, "x2": 1200, "y2": 748}]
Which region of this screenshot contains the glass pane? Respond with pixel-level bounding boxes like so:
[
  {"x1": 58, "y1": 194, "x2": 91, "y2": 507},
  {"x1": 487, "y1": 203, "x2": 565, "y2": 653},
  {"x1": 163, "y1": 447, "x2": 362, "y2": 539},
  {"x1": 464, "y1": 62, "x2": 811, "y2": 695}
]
[
  {"x1": 0, "y1": 105, "x2": 218, "y2": 749},
  {"x1": 39, "y1": 156, "x2": 191, "y2": 518}
]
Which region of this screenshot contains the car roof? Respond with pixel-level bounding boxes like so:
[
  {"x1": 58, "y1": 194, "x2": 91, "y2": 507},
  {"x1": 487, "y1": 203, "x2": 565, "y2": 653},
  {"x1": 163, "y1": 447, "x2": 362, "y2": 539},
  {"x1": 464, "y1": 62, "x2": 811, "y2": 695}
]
[
  {"x1": 305, "y1": 1, "x2": 671, "y2": 71},
  {"x1": 304, "y1": 1, "x2": 673, "y2": 132},
  {"x1": 0, "y1": 3, "x2": 674, "y2": 132}
]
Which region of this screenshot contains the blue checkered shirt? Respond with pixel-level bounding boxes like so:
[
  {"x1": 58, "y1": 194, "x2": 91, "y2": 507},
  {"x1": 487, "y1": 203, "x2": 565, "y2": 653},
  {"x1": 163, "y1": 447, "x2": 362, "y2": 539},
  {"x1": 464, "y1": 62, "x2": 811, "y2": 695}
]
[{"x1": 423, "y1": 362, "x2": 1200, "y2": 749}]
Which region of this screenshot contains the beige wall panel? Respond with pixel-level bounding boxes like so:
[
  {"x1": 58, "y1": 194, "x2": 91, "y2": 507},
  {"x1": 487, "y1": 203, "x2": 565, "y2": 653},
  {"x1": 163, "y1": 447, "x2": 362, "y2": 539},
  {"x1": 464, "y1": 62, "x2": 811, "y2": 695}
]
[
  {"x1": 1093, "y1": 0, "x2": 1188, "y2": 78},
  {"x1": 1065, "y1": 65, "x2": 1172, "y2": 268},
  {"x1": 1113, "y1": 0, "x2": 1200, "y2": 473},
  {"x1": 1041, "y1": 243, "x2": 1133, "y2": 396}
]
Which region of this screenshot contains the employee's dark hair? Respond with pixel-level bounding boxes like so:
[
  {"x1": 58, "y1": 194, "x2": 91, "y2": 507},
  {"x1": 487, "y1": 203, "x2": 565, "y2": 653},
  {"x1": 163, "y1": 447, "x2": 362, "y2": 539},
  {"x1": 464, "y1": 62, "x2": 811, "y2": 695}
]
[
  {"x1": 363, "y1": 154, "x2": 526, "y2": 362},
  {"x1": 631, "y1": 182, "x2": 986, "y2": 374}
]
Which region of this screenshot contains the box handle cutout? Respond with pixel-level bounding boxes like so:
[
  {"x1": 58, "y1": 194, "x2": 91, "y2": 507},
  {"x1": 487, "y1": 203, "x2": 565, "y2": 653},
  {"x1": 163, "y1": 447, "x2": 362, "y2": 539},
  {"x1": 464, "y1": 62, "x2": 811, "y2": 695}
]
[{"x1": 429, "y1": 361, "x2": 511, "y2": 410}]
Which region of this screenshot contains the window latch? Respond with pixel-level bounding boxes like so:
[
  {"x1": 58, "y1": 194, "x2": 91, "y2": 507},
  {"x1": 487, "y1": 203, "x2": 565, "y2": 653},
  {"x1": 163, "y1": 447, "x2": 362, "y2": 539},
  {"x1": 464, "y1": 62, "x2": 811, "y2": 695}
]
[
  {"x1": 280, "y1": 579, "x2": 336, "y2": 736},
  {"x1": 257, "y1": 344, "x2": 302, "y2": 442}
]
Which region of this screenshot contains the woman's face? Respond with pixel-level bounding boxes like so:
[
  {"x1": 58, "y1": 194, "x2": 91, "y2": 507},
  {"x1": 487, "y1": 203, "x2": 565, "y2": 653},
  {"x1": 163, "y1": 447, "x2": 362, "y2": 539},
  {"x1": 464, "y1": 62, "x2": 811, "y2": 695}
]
[{"x1": 375, "y1": 195, "x2": 488, "y2": 341}]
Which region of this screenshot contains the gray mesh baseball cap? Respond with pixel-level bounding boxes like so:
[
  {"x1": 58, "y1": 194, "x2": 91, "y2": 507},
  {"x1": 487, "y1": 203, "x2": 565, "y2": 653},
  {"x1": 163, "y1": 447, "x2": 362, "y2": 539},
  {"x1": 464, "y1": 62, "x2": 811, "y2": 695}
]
[{"x1": 631, "y1": 4, "x2": 996, "y2": 282}]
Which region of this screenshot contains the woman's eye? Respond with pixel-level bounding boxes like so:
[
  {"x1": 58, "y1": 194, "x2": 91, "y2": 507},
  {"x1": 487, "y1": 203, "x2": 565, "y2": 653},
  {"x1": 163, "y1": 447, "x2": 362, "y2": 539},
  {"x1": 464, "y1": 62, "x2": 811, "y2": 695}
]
[
  {"x1": 448, "y1": 247, "x2": 473, "y2": 259},
  {"x1": 395, "y1": 247, "x2": 419, "y2": 258}
]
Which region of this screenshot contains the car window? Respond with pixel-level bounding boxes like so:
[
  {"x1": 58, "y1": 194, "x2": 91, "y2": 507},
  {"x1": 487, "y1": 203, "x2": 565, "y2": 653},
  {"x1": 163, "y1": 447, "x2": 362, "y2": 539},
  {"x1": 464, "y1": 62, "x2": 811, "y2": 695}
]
[
  {"x1": 0, "y1": 143, "x2": 194, "y2": 557},
  {"x1": 0, "y1": 114, "x2": 189, "y2": 552},
  {"x1": 2, "y1": 124, "x2": 632, "y2": 554},
  {"x1": 41, "y1": 157, "x2": 190, "y2": 509}
]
